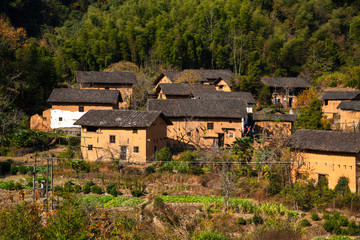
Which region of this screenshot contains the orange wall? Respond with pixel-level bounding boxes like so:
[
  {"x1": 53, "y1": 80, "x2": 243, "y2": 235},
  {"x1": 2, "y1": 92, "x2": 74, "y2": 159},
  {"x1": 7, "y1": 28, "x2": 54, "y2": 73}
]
[
  {"x1": 79, "y1": 116, "x2": 168, "y2": 162},
  {"x1": 52, "y1": 104, "x2": 115, "y2": 112},
  {"x1": 30, "y1": 109, "x2": 51, "y2": 131},
  {"x1": 154, "y1": 76, "x2": 173, "y2": 91},
  {"x1": 215, "y1": 80, "x2": 231, "y2": 92},
  {"x1": 167, "y1": 118, "x2": 243, "y2": 149},
  {"x1": 293, "y1": 150, "x2": 359, "y2": 192},
  {"x1": 322, "y1": 100, "x2": 342, "y2": 119},
  {"x1": 255, "y1": 121, "x2": 293, "y2": 137},
  {"x1": 337, "y1": 109, "x2": 360, "y2": 131}
]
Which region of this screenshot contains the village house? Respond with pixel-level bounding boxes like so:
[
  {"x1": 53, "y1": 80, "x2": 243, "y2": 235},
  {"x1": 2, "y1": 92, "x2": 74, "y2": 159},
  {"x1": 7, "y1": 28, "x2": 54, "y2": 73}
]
[
  {"x1": 253, "y1": 108, "x2": 296, "y2": 138},
  {"x1": 74, "y1": 110, "x2": 172, "y2": 162},
  {"x1": 30, "y1": 88, "x2": 121, "y2": 131},
  {"x1": 321, "y1": 90, "x2": 360, "y2": 122},
  {"x1": 260, "y1": 77, "x2": 310, "y2": 108},
  {"x1": 155, "y1": 83, "x2": 217, "y2": 99},
  {"x1": 191, "y1": 91, "x2": 256, "y2": 113},
  {"x1": 147, "y1": 98, "x2": 248, "y2": 151},
  {"x1": 76, "y1": 71, "x2": 137, "y2": 108},
  {"x1": 336, "y1": 101, "x2": 360, "y2": 131},
  {"x1": 289, "y1": 129, "x2": 360, "y2": 192},
  {"x1": 154, "y1": 69, "x2": 236, "y2": 92}
]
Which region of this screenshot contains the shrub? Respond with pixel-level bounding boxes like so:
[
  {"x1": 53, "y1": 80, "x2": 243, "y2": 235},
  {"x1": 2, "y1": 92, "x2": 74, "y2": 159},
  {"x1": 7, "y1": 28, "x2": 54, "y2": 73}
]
[
  {"x1": 83, "y1": 184, "x2": 91, "y2": 194},
  {"x1": 323, "y1": 213, "x2": 330, "y2": 220},
  {"x1": 131, "y1": 189, "x2": 142, "y2": 197},
  {"x1": 64, "y1": 181, "x2": 74, "y2": 192},
  {"x1": 311, "y1": 212, "x2": 321, "y2": 221},
  {"x1": 0, "y1": 161, "x2": 11, "y2": 175},
  {"x1": 335, "y1": 177, "x2": 350, "y2": 196},
  {"x1": 155, "y1": 147, "x2": 172, "y2": 162},
  {"x1": 237, "y1": 217, "x2": 247, "y2": 225},
  {"x1": 252, "y1": 214, "x2": 264, "y2": 225},
  {"x1": 54, "y1": 185, "x2": 63, "y2": 193},
  {"x1": 339, "y1": 216, "x2": 349, "y2": 227},
  {"x1": 323, "y1": 219, "x2": 338, "y2": 233},
  {"x1": 106, "y1": 183, "x2": 117, "y2": 194},
  {"x1": 15, "y1": 182, "x2": 23, "y2": 190},
  {"x1": 74, "y1": 185, "x2": 82, "y2": 193},
  {"x1": 110, "y1": 188, "x2": 121, "y2": 197},
  {"x1": 0, "y1": 181, "x2": 15, "y2": 190},
  {"x1": 178, "y1": 150, "x2": 198, "y2": 162},
  {"x1": 18, "y1": 165, "x2": 30, "y2": 175},
  {"x1": 190, "y1": 166, "x2": 204, "y2": 175},
  {"x1": 91, "y1": 185, "x2": 103, "y2": 194},
  {"x1": 10, "y1": 165, "x2": 18, "y2": 175},
  {"x1": 299, "y1": 219, "x2": 311, "y2": 227},
  {"x1": 145, "y1": 166, "x2": 155, "y2": 174},
  {"x1": 175, "y1": 161, "x2": 189, "y2": 173}
]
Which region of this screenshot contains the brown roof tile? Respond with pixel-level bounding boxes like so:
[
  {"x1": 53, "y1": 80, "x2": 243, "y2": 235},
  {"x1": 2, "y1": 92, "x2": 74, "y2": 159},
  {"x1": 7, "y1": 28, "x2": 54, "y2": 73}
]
[
  {"x1": 321, "y1": 91, "x2": 360, "y2": 100},
  {"x1": 260, "y1": 77, "x2": 310, "y2": 88},
  {"x1": 192, "y1": 91, "x2": 256, "y2": 105},
  {"x1": 76, "y1": 71, "x2": 137, "y2": 84}
]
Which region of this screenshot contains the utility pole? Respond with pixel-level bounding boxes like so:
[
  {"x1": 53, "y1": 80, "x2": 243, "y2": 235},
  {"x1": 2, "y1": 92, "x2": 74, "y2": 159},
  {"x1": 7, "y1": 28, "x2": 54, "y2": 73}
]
[
  {"x1": 46, "y1": 158, "x2": 49, "y2": 202},
  {"x1": 51, "y1": 157, "x2": 54, "y2": 210},
  {"x1": 32, "y1": 156, "x2": 36, "y2": 203}
]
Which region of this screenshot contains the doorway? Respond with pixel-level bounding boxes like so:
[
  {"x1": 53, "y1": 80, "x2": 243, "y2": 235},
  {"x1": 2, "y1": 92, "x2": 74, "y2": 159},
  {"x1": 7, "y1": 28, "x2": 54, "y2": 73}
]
[
  {"x1": 218, "y1": 133, "x2": 224, "y2": 148},
  {"x1": 120, "y1": 146, "x2": 127, "y2": 160}
]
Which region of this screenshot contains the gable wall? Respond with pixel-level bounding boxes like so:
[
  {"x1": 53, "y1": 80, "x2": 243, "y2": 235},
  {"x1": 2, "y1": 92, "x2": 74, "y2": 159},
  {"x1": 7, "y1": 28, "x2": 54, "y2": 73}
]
[{"x1": 293, "y1": 150, "x2": 358, "y2": 192}]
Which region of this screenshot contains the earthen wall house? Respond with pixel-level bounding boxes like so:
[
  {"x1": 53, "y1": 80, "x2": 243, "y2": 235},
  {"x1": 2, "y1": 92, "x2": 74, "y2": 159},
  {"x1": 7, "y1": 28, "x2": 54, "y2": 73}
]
[
  {"x1": 153, "y1": 70, "x2": 236, "y2": 93},
  {"x1": 147, "y1": 99, "x2": 248, "y2": 151},
  {"x1": 336, "y1": 100, "x2": 360, "y2": 131},
  {"x1": 260, "y1": 77, "x2": 310, "y2": 108},
  {"x1": 76, "y1": 71, "x2": 137, "y2": 108},
  {"x1": 320, "y1": 90, "x2": 360, "y2": 123},
  {"x1": 30, "y1": 89, "x2": 121, "y2": 131},
  {"x1": 290, "y1": 129, "x2": 360, "y2": 192},
  {"x1": 75, "y1": 110, "x2": 172, "y2": 162},
  {"x1": 253, "y1": 109, "x2": 296, "y2": 137}
]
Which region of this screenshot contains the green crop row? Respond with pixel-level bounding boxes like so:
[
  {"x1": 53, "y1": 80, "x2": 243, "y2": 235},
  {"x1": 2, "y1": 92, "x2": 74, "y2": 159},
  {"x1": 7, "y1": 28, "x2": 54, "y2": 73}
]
[
  {"x1": 158, "y1": 195, "x2": 298, "y2": 217},
  {"x1": 80, "y1": 195, "x2": 143, "y2": 208}
]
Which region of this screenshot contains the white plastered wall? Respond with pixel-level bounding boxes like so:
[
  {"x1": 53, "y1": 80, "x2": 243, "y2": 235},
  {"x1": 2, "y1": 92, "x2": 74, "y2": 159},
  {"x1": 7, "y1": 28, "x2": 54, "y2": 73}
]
[{"x1": 50, "y1": 110, "x2": 86, "y2": 129}]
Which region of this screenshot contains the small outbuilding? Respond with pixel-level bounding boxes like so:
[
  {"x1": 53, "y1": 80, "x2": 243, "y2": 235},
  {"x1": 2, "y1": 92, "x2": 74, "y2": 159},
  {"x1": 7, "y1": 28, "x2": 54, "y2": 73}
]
[{"x1": 74, "y1": 110, "x2": 172, "y2": 162}]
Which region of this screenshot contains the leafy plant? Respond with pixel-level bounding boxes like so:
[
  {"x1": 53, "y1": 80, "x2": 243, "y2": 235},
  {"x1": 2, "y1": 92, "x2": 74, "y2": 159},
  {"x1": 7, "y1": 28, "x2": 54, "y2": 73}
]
[
  {"x1": 90, "y1": 185, "x2": 103, "y2": 194},
  {"x1": 311, "y1": 212, "x2": 320, "y2": 221},
  {"x1": 299, "y1": 219, "x2": 311, "y2": 227}
]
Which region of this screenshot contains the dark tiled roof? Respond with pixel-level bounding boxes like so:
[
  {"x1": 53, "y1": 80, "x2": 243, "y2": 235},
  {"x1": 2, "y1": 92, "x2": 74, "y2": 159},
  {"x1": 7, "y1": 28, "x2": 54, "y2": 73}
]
[
  {"x1": 260, "y1": 77, "x2": 310, "y2": 88},
  {"x1": 289, "y1": 129, "x2": 360, "y2": 153},
  {"x1": 155, "y1": 70, "x2": 236, "y2": 86},
  {"x1": 159, "y1": 83, "x2": 217, "y2": 96},
  {"x1": 47, "y1": 88, "x2": 121, "y2": 105},
  {"x1": 192, "y1": 91, "x2": 256, "y2": 105},
  {"x1": 154, "y1": 71, "x2": 181, "y2": 85},
  {"x1": 74, "y1": 110, "x2": 172, "y2": 127},
  {"x1": 147, "y1": 99, "x2": 248, "y2": 119},
  {"x1": 76, "y1": 71, "x2": 137, "y2": 84},
  {"x1": 321, "y1": 91, "x2": 360, "y2": 100},
  {"x1": 253, "y1": 110, "x2": 296, "y2": 122},
  {"x1": 337, "y1": 101, "x2": 360, "y2": 111}
]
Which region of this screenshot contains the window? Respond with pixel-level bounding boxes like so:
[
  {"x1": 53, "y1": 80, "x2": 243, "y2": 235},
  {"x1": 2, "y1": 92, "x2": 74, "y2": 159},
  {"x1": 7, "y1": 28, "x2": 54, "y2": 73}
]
[
  {"x1": 110, "y1": 135, "x2": 116, "y2": 143},
  {"x1": 187, "y1": 132, "x2": 191, "y2": 137},
  {"x1": 59, "y1": 117, "x2": 63, "y2": 121},
  {"x1": 207, "y1": 123, "x2": 214, "y2": 130},
  {"x1": 133, "y1": 129, "x2": 138, "y2": 134},
  {"x1": 228, "y1": 132, "x2": 234, "y2": 138},
  {"x1": 79, "y1": 106, "x2": 84, "y2": 112},
  {"x1": 133, "y1": 146, "x2": 139, "y2": 153},
  {"x1": 88, "y1": 145, "x2": 93, "y2": 151},
  {"x1": 43, "y1": 117, "x2": 47, "y2": 121},
  {"x1": 324, "y1": 100, "x2": 328, "y2": 106},
  {"x1": 105, "y1": 87, "x2": 109, "y2": 90}
]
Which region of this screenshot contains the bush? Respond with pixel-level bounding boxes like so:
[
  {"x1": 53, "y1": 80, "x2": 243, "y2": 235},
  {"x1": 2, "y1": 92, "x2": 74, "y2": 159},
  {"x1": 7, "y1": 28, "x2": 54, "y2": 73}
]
[
  {"x1": 252, "y1": 214, "x2": 264, "y2": 225},
  {"x1": 106, "y1": 183, "x2": 117, "y2": 194},
  {"x1": 18, "y1": 165, "x2": 30, "y2": 175},
  {"x1": 311, "y1": 212, "x2": 321, "y2": 221},
  {"x1": 74, "y1": 185, "x2": 82, "y2": 193},
  {"x1": 145, "y1": 166, "x2": 155, "y2": 174},
  {"x1": 335, "y1": 177, "x2": 350, "y2": 196},
  {"x1": 54, "y1": 185, "x2": 63, "y2": 193},
  {"x1": 155, "y1": 147, "x2": 172, "y2": 162},
  {"x1": 14, "y1": 182, "x2": 23, "y2": 190},
  {"x1": 131, "y1": 189, "x2": 142, "y2": 197},
  {"x1": 323, "y1": 213, "x2": 330, "y2": 220},
  {"x1": 83, "y1": 184, "x2": 91, "y2": 194},
  {"x1": 10, "y1": 165, "x2": 18, "y2": 175},
  {"x1": 339, "y1": 216, "x2": 349, "y2": 227},
  {"x1": 323, "y1": 219, "x2": 338, "y2": 233},
  {"x1": 237, "y1": 217, "x2": 247, "y2": 225},
  {"x1": 299, "y1": 219, "x2": 311, "y2": 227},
  {"x1": 0, "y1": 161, "x2": 11, "y2": 175},
  {"x1": 178, "y1": 150, "x2": 198, "y2": 162},
  {"x1": 90, "y1": 185, "x2": 103, "y2": 194},
  {"x1": 0, "y1": 181, "x2": 15, "y2": 190},
  {"x1": 190, "y1": 166, "x2": 204, "y2": 175},
  {"x1": 110, "y1": 188, "x2": 121, "y2": 197},
  {"x1": 64, "y1": 181, "x2": 74, "y2": 192}
]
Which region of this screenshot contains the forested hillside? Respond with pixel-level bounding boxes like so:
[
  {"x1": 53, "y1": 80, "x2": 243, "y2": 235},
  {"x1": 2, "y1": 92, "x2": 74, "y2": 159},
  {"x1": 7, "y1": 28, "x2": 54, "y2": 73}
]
[{"x1": 1, "y1": 0, "x2": 360, "y2": 115}]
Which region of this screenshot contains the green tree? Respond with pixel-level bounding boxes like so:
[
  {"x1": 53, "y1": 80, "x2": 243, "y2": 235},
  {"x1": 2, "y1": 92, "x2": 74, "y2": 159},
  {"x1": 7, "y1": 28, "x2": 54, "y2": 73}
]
[{"x1": 295, "y1": 98, "x2": 330, "y2": 130}]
